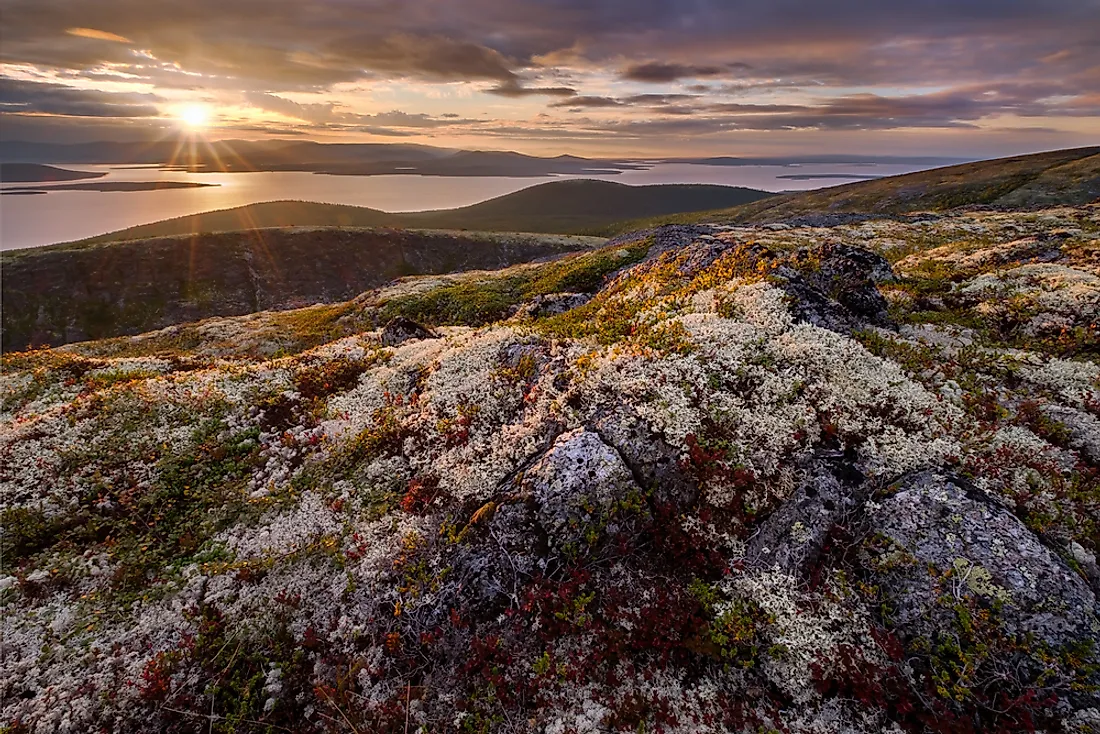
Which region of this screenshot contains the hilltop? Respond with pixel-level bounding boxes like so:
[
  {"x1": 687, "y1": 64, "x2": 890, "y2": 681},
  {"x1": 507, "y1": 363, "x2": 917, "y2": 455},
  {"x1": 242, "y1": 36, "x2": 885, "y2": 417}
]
[
  {"x1": 69, "y1": 180, "x2": 775, "y2": 244},
  {"x1": 615, "y1": 146, "x2": 1100, "y2": 231},
  {"x1": 3, "y1": 202, "x2": 1099, "y2": 733}
]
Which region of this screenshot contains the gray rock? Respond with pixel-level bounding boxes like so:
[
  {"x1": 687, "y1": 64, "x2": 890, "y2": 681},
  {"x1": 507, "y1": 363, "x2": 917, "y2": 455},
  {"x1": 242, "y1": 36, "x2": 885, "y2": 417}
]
[
  {"x1": 864, "y1": 470, "x2": 1099, "y2": 651},
  {"x1": 592, "y1": 405, "x2": 698, "y2": 511},
  {"x1": 1042, "y1": 404, "x2": 1100, "y2": 464},
  {"x1": 522, "y1": 428, "x2": 643, "y2": 550},
  {"x1": 746, "y1": 458, "x2": 869, "y2": 577}
]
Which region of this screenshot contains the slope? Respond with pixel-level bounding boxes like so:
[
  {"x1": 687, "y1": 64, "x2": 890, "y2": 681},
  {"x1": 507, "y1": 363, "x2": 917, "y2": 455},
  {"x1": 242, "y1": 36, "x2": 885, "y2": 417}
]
[
  {"x1": 69, "y1": 180, "x2": 774, "y2": 245},
  {"x1": 3, "y1": 205, "x2": 1098, "y2": 733},
  {"x1": 613, "y1": 145, "x2": 1100, "y2": 231},
  {"x1": 1, "y1": 228, "x2": 601, "y2": 350}
]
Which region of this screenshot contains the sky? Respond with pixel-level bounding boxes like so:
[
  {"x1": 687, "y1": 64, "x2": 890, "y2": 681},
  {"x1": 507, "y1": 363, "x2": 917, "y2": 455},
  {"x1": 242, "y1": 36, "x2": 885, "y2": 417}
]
[{"x1": 1, "y1": 0, "x2": 1098, "y2": 158}]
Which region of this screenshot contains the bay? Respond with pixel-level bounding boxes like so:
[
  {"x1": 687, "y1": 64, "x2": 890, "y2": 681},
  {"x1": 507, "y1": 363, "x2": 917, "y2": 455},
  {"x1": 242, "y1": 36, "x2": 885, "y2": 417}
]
[{"x1": 0, "y1": 162, "x2": 929, "y2": 250}]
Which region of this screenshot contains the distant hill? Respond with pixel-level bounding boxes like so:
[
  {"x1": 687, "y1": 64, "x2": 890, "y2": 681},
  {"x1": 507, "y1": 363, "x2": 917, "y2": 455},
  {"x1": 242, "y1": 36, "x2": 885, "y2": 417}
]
[
  {"x1": 399, "y1": 180, "x2": 774, "y2": 232},
  {"x1": 2, "y1": 229, "x2": 601, "y2": 350},
  {"x1": 0, "y1": 163, "x2": 105, "y2": 182},
  {"x1": 615, "y1": 146, "x2": 1100, "y2": 230},
  {"x1": 70, "y1": 180, "x2": 775, "y2": 244},
  {"x1": 70, "y1": 202, "x2": 402, "y2": 245},
  {"x1": 0, "y1": 139, "x2": 642, "y2": 177}
]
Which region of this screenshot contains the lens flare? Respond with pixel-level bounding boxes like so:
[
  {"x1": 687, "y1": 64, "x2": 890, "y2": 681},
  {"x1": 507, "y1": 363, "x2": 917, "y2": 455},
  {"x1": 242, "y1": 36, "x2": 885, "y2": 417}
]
[{"x1": 179, "y1": 104, "x2": 211, "y2": 129}]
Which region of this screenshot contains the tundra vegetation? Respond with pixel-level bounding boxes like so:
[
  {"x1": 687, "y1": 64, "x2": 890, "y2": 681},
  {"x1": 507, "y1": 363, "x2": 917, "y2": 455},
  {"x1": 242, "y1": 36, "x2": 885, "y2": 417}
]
[{"x1": 2, "y1": 203, "x2": 1099, "y2": 733}]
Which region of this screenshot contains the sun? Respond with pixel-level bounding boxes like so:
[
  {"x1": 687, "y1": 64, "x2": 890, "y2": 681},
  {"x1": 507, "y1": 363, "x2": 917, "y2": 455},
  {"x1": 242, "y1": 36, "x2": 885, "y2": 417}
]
[{"x1": 179, "y1": 104, "x2": 211, "y2": 129}]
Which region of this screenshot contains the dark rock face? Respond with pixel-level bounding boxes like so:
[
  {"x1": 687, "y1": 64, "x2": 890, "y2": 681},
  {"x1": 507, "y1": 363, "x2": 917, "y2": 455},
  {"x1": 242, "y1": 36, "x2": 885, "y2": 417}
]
[
  {"x1": 746, "y1": 456, "x2": 868, "y2": 577},
  {"x1": 516, "y1": 292, "x2": 591, "y2": 318},
  {"x1": 776, "y1": 243, "x2": 894, "y2": 333},
  {"x1": 380, "y1": 317, "x2": 437, "y2": 347}
]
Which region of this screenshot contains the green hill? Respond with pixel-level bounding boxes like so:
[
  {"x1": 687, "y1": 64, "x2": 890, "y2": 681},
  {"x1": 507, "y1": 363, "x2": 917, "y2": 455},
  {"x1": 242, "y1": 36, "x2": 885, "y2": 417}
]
[
  {"x1": 69, "y1": 180, "x2": 774, "y2": 245},
  {"x1": 612, "y1": 146, "x2": 1100, "y2": 231}
]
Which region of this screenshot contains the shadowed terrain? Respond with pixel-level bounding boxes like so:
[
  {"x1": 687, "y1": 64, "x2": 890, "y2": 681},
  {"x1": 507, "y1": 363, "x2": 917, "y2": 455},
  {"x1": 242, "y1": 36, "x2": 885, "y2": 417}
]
[
  {"x1": 66, "y1": 180, "x2": 775, "y2": 244},
  {"x1": 1, "y1": 229, "x2": 601, "y2": 350}
]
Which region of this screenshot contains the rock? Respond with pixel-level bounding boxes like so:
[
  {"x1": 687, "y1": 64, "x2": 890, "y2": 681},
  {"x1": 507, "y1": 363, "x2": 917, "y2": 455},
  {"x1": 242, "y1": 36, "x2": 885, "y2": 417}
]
[
  {"x1": 1042, "y1": 404, "x2": 1100, "y2": 464},
  {"x1": 522, "y1": 428, "x2": 643, "y2": 550},
  {"x1": 746, "y1": 456, "x2": 867, "y2": 577},
  {"x1": 516, "y1": 292, "x2": 591, "y2": 318},
  {"x1": 592, "y1": 406, "x2": 698, "y2": 511},
  {"x1": 778, "y1": 243, "x2": 894, "y2": 331},
  {"x1": 700, "y1": 242, "x2": 894, "y2": 335},
  {"x1": 864, "y1": 470, "x2": 1099, "y2": 653},
  {"x1": 380, "y1": 316, "x2": 437, "y2": 346}
]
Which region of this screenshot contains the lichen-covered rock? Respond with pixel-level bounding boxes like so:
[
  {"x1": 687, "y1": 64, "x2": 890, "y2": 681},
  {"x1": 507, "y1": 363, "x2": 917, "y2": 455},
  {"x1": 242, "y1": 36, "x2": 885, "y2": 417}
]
[
  {"x1": 867, "y1": 470, "x2": 1098, "y2": 645},
  {"x1": 523, "y1": 428, "x2": 643, "y2": 550},
  {"x1": 863, "y1": 470, "x2": 1100, "y2": 709},
  {"x1": 746, "y1": 456, "x2": 868, "y2": 576},
  {"x1": 592, "y1": 404, "x2": 699, "y2": 511}
]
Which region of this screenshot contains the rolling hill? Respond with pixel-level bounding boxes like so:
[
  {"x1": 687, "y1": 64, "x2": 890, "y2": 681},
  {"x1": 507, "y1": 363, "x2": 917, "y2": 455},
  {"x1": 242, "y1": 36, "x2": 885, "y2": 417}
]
[
  {"x1": 613, "y1": 145, "x2": 1100, "y2": 231},
  {"x1": 68, "y1": 180, "x2": 775, "y2": 245}
]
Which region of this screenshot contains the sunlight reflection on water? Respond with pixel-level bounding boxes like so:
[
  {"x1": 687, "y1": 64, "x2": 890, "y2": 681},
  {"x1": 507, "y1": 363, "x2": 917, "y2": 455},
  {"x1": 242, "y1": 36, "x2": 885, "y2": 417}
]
[{"x1": 0, "y1": 162, "x2": 927, "y2": 250}]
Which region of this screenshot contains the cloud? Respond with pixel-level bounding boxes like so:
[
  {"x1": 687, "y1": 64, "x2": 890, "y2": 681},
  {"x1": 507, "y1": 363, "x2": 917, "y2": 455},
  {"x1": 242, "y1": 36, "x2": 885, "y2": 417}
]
[
  {"x1": 486, "y1": 80, "x2": 576, "y2": 97},
  {"x1": 326, "y1": 33, "x2": 520, "y2": 82},
  {"x1": 0, "y1": 0, "x2": 1096, "y2": 152},
  {"x1": 243, "y1": 91, "x2": 335, "y2": 123},
  {"x1": 65, "y1": 27, "x2": 132, "y2": 43},
  {"x1": 620, "y1": 62, "x2": 729, "y2": 83},
  {"x1": 549, "y1": 95, "x2": 622, "y2": 108},
  {"x1": 550, "y1": 93, "x2": 698, "y2": 109},
  {"x1": 0, "y1": 78, "x2": 160, "y2": 117},
  {"x1": 245, "y1": 92, "x2": 481, "y2": 131}
]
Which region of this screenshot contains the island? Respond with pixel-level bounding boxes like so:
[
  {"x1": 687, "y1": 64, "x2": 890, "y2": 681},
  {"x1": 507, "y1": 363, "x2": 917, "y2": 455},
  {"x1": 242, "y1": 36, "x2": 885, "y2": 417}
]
[
  {"x1": 0, "y1": 162, "x2": 106, "y2": 183},
  {"x1": 1, "y1": 181, "x2": 219, "y2": 194}
]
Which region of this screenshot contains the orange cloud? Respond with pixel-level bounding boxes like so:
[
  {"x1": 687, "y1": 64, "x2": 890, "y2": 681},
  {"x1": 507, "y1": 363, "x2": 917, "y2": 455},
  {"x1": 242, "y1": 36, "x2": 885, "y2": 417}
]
[{"x1": 66, "y1": 27, "x2": 131, "y2": 43}]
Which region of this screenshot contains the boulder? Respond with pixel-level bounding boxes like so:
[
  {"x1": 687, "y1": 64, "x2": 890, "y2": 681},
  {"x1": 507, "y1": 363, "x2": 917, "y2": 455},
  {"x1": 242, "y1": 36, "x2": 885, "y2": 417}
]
[
  {"x1": 522, "y1": 428, "x2": 643, "y2": 551},
  {"x1": 864, "y1": 470, "x2": 1099, "y2": 653},
  {"x1": 380, "y1": 316, "x2": 437, "y2": 346},
  {"x1": 746, "y1": 456, "x2": 868, "y2": 577}
]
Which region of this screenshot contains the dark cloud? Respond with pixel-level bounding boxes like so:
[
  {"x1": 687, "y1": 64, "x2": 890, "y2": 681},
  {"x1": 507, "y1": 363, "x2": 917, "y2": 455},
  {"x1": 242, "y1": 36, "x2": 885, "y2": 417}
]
[
  {"x1": 549, "y1": 96, "x2": 623, "y2": 108},
  {"x1": 620, "y1": 62, "x2": 729, "y2": 83},
  {"x1": 623, "y1": 94, "x2": 698, "y2": 104},
  {"x1": 0, "y1": 77, "x2": 161, "y2": 117},
  {"x1": 4, "y1": 0, "x2": 1096, "y2": 90},
  {"x1": 0, "y1": 0, "x2": 1096, "y2": 150},
  {"x1": 551, "y1": 92, "x2": 701, "y2": 110},
  {"x1": 326, "y1": 34, "x2": 519, "y2": 82},
  {"x1": 486, "y1": 80, "x2": 576, "y2": 97}
]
